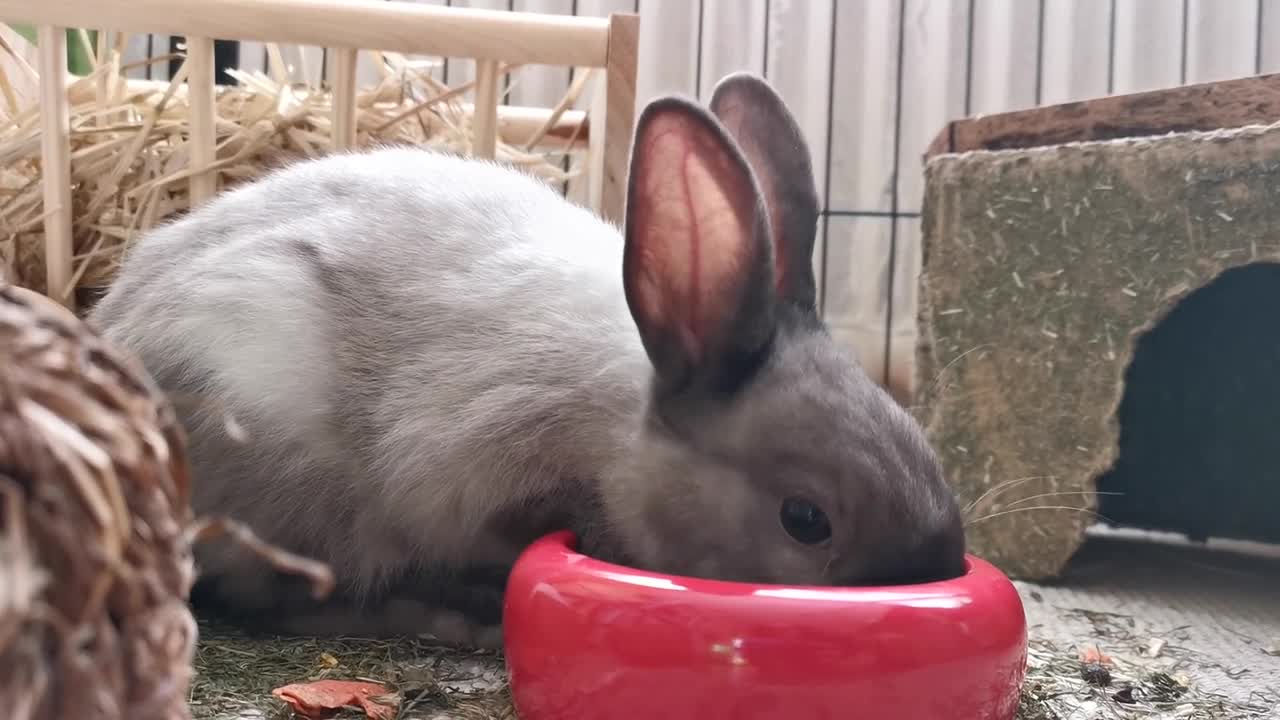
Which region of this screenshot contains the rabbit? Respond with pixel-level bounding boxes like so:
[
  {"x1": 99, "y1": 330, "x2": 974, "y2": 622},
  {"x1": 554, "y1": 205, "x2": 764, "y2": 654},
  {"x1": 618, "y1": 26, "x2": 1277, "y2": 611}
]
[{"x1": 87, "y1": 72, "x2": 965, "y2": 649}]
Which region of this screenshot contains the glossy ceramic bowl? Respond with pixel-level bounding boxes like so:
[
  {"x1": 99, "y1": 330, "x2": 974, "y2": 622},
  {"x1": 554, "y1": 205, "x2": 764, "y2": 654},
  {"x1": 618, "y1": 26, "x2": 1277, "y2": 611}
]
[{"x1": 503, "y1": 531, "x2": 1026, "y2": 720}]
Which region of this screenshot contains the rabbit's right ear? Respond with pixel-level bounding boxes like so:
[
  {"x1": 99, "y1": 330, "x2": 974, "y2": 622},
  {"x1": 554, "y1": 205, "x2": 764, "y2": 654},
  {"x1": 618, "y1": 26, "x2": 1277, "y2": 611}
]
[
  {"x1": 710, "y1": 72, "x2": 820, "y2": 312},
  {"x1": 623, "y1": 97, "x2": 777, "y2": 393}
]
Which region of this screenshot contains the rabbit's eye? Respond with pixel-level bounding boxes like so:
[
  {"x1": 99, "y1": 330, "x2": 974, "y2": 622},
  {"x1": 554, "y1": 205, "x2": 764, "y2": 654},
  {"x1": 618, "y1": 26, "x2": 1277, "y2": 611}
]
[{"x1": 780, "y1": 497, "x2": 831, "y2": 545}]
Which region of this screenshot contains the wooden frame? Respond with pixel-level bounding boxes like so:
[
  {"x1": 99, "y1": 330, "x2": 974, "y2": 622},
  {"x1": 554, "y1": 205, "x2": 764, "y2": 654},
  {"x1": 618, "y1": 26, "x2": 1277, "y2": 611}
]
[
  {"x1": 925, "y1": 71, "x2": 1280, "y2": 161},
  {"x1": 0, "y1": 0, "x2": 641, "y2": 309}
]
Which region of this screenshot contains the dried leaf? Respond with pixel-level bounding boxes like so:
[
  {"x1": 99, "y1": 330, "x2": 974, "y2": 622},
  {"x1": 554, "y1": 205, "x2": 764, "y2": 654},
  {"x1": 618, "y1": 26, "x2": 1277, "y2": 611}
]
[
  {"x1": 1079, "y1": 644, "x2": 1113, "y2": 666},
  {"x1": 271, "y1": 679, "x2": 400, "y2": 720}
]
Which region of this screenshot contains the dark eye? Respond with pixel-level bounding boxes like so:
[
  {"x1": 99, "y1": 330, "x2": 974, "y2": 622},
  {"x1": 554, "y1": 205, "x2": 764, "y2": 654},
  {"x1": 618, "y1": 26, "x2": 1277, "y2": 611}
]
[{"x1": 780, "y1": 497, "x2": 831, "y2": 545}]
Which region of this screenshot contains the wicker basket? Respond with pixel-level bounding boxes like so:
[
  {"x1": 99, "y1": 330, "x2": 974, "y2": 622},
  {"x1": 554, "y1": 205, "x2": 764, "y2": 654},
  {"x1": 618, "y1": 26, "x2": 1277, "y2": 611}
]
[{"x1": 0, "y1": 282, "x2": 198, "y2": 720}]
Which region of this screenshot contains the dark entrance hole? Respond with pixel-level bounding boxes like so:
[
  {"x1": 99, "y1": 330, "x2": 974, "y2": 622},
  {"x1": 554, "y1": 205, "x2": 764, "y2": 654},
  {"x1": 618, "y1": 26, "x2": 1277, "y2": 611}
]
[{"x1": 1095, "y1": 262, "x2": 1280, "y2": 546}]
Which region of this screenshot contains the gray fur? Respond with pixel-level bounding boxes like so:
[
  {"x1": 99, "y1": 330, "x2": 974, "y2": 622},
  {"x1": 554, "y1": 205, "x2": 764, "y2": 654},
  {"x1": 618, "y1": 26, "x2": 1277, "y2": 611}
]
[{"x1": 88, "y1": 74, "x2": 964, "y2": 648}]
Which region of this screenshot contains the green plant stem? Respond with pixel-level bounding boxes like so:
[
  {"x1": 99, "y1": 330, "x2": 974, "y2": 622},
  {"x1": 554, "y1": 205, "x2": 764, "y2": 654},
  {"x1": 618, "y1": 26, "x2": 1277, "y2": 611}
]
[{"x1": 5, "y1": 23, "x2": 98, "y2": 75}]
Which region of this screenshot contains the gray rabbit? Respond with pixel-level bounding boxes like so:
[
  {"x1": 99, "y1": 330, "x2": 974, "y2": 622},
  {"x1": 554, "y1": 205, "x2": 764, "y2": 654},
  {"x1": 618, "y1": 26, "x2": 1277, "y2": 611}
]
[{"x1": 88, "y1": 72, "x2": 965, "y2": 648}]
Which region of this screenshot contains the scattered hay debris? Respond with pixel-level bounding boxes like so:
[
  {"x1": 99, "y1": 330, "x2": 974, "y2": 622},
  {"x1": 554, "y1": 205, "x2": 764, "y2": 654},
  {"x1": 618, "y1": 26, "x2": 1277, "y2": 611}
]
[
  {"x1": 190, "y1": 619, "x2": 512, "y2": 720},
  {"x1": 193, "y1": 621, "x2": 1278, "y2": 720},
  {"x1": 1016, "y1": 638, "x2": 1279, "y2": 719}
]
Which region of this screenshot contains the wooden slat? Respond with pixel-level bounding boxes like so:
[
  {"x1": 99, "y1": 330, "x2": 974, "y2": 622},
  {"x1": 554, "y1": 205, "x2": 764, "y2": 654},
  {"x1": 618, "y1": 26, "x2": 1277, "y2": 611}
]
[
  {"x1": 887, "y1": 216, "x2": 923, "y2": 407},
  {"x1": 635, "y1": 0, "x2": 699, "y2": 104},
  {"x1": 968, "y1": 0, "x2": 1041, "y2": 114},
  {"x1": 491, "y1": 102, "x2": 588, "y2": 147},
  {"x1": 268, "y1": 44, "x2": 320, "y2": 85},
  {"x1": 187, "y1": 35, "x2": 217, "y2": 205},
  {"x1": 823, "y1": 217, "x2": 893, "y2": 386},
  {"x1": 697, "y1": 0, "x2": 766, "y2": 102},
  {"x1": 586, "y1": 70, "x2": 607, "y2": 215},
  {"x1": 599, "y1": 12, "x2": 638, "y2": 226},
  {"x1": 926, "y1": 72, "x2": 1280, "y2": 160},
  {"x1": 1184, "y1": 0, "x2": 1258, "y2": 84},
  {"x1": 765, "y1": 0, "x2": 833, "y2": 204},
  {"x1": 303, "y1": 45, "x2": 323, "y2": 87},
  {"x1": 827, "y1": 0, "x2": 900, "y2": 213},
  {"x1": 509, "y1": 0, "x2": 574, "y2": 108},
  {"x1": 472, "y1": 59, "x2": 500, "y2": 159},
  {"x1": 1112, "y1": 0, "x2": 1184, "y2": 93},
  {"x1": 36, "y1": 24, "x2": 74, "y2": 309},
  {"x1": 896, "y1": 0, "x2": 969, "y2": 214},
  {"x1": 444, "y1": 0, "x2": 510, "y2": 92},
  {"x1": 813, "y1": 217, "x2": 826, "y2": 317},
  {"x1": 890, "y1": 0, "x2": 972, "y2": 402},
  {"x1": 390, "y1": 0, "x2": 448, "y2": 85},
  {"x1": 1261, "y1": 0, "x2": 1280, "y2": 73},
  {"x1": 68, "y1": 75, "x2": 591, "y2": 148},
  {"x1": 147, "y1": 34, "x2": 173, "y2": 80},
  {"x1": 1039, "y1": 0, "x2": 1112, "y2": 104},
  {"x1": 566, "y1": 0, "x2": 636, "y2": 208},
  {"x1": 0, "y1": 0, "x2": 612, "y2": 68},
  {"x1": 765, "y1": 0, "x2": 834, "y2": 310},
  {"x1": 120, "y1": 31, "x2": 152, "y2": 79},
  {"x1": 237, "y1": 39, "x2": 267, "y2": 75},
  {"x1": 331, "y1": 47, "x2": 358, "y2": 150}
]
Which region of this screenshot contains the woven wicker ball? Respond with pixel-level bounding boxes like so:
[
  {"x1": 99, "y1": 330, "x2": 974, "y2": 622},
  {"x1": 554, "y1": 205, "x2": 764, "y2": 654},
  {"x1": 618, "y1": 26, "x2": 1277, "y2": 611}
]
[{"x1": 0, "y1": 283, "x2": 197, "y2": 720}]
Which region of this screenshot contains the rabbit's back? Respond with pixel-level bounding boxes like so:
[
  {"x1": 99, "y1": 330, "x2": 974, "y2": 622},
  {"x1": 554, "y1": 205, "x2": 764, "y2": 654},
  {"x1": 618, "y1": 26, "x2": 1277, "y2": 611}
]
[{"x1": 90, "y1": 147, "x2": 647, "y2": 594}]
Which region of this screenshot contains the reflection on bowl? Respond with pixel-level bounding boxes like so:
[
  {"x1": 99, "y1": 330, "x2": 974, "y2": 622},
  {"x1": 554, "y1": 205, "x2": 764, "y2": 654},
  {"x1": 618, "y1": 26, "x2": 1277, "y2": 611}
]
[{"x1": 503, "y1": 531, "x2": 1027, "y2": 720}]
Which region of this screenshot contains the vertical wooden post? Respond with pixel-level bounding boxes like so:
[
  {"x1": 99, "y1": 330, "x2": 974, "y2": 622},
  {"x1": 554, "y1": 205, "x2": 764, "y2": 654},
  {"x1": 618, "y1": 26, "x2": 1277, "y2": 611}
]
[
  {"x1": 331, "y1": 47, "x2": 359, "y2": 150},
  {"x1": 36, "y1": 25, "x2": 74, "y2": 310},
  {"x1": 187, "y1": 35, "x2": 217, "y2": 206},
  {"x1": 585, "y1": 71, "x2": 606, "y2": 213},
  {"x1": 473, "y1": 59, "x2": 500, "y2": 159},
  {"x1": 599, "y1": 12, "x2": 639, "y2": 227}
]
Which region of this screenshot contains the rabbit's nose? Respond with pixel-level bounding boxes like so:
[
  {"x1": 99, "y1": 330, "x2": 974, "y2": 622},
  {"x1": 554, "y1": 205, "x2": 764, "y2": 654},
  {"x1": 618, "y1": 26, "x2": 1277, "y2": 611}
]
[{"x1": 835, "y1": 521, "x2": 966, "y2": 587}]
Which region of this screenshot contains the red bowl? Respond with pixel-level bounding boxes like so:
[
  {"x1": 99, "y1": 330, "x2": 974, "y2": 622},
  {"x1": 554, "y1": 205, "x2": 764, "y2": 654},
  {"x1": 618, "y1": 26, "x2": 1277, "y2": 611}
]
[{"x1": 503, "y1": 531, "x2": 1026, "y2": 720}]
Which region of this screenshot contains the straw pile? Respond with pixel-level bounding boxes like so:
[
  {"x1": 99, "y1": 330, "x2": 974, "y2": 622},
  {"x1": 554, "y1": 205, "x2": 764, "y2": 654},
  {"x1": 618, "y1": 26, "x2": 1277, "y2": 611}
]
[
  {"x1": 0, "y1": 282, "x2": 198, "y2": 720},
  {"x1": 0, "y1": 35, "x2": 585, "y2": 302}
]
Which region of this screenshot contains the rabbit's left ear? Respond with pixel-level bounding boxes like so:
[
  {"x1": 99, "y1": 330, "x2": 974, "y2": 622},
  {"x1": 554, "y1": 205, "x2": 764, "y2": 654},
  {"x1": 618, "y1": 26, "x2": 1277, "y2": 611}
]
[
  {"x1": 710, "y1": 72, "x2": 820, "y2": 312},
  {"x1": 622, "y1": 96, "x2": 777, "y2": 393}
]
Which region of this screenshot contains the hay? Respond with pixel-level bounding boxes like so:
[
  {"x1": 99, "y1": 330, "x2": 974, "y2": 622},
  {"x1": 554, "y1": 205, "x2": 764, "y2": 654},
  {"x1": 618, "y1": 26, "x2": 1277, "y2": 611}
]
[
  {"x1": 191, "y1": 619, "x2": 512, "y2": 720},
  {"x1": 0, "y1": 282, "x2": 198, "y2": 720},
  {"x1": 0, "y1": 36, "x2": 585, "y2": 301},
  {"x1": 1016, "y1": 637, "x2": 1280, "y2": 719},
  {"x1": 187, "y1": 624, "x2": 1280, "y2": 720}
]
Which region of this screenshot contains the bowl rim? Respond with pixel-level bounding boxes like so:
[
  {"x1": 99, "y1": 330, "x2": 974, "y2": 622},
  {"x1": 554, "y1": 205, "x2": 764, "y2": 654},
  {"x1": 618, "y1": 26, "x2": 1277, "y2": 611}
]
[{"x1": 518, "y1": 530, "x2": 1012, "y2": 598}]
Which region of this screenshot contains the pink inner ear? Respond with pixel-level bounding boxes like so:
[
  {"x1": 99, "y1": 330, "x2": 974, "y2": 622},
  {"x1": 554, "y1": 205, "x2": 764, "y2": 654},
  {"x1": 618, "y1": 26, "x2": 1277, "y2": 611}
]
[{"x1": 631, "y1": 118, "x2": 756, "y2": 365}]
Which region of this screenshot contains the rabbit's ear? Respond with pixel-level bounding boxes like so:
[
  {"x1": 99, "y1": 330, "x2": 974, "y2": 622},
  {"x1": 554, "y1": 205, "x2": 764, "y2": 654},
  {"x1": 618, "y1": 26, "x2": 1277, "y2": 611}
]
[
  {"x1": 623, "y1": 97, "x2": 777, "y2": 392},
  {"x1": 710, "y1": 72, "x2": 819, "y2": 312}
]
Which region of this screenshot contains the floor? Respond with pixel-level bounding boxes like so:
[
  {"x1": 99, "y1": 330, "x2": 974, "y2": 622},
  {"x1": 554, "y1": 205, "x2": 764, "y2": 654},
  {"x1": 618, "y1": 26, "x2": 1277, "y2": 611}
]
[
  {"x1": 1017, "y1": 525, "x2": 1280, "y2": 710},
  {"x1": 191, "y1": 525, "x2": 1280, "y2": 719}
]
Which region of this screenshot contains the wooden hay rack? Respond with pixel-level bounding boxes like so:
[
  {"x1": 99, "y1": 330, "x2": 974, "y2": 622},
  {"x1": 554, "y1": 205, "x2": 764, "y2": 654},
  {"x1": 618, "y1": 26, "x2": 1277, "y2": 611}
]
[{"x1": 0, "y1": 0, "x2": 640, "y2": 312}]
